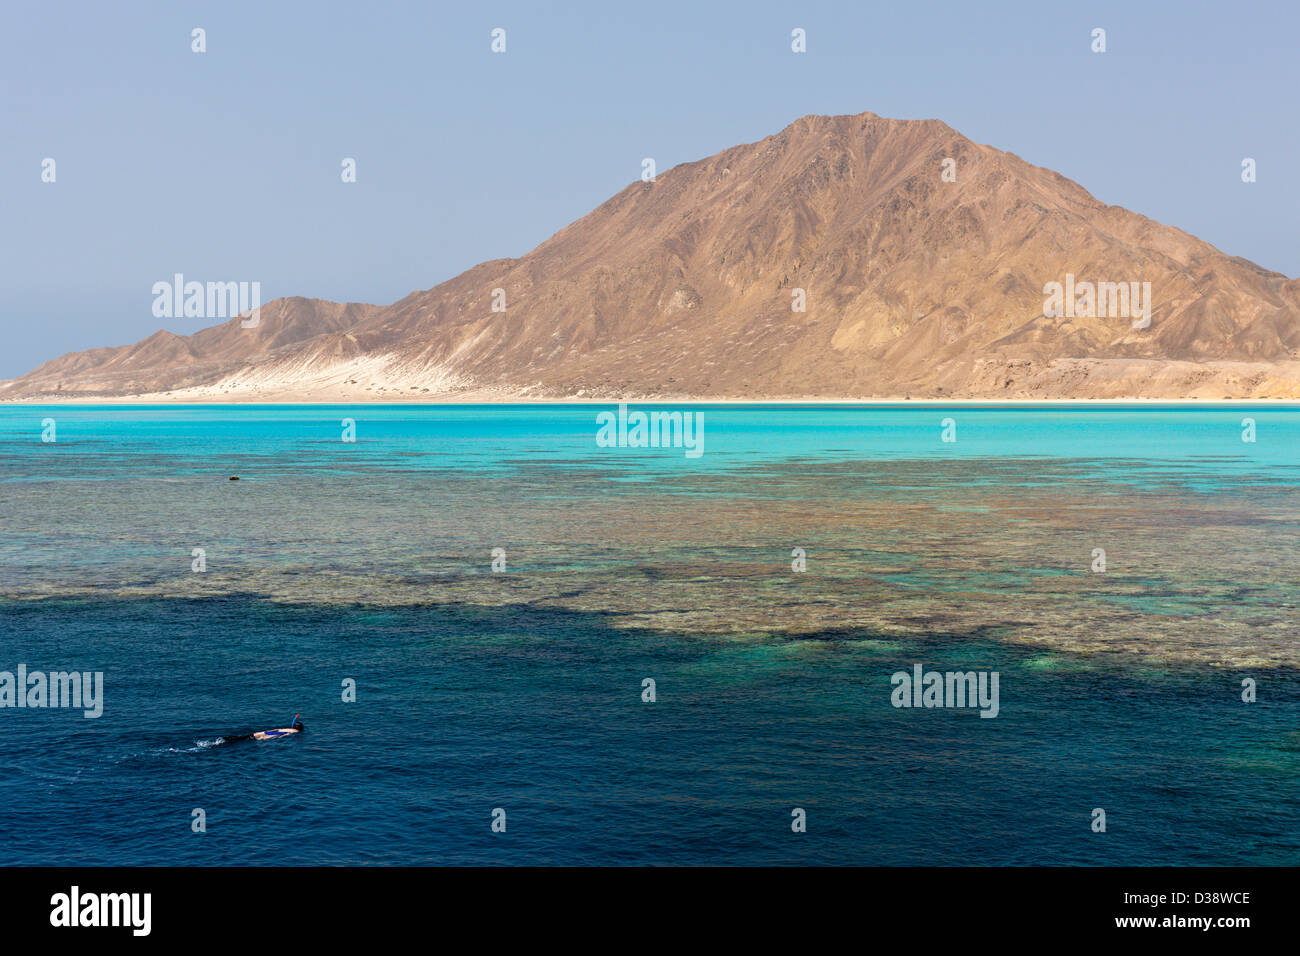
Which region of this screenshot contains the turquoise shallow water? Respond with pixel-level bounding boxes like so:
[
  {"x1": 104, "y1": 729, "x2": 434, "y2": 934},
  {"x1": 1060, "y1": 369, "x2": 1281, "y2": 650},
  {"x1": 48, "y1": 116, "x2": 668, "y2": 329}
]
[
  {"x1": 4, "y1": 403, "x2": 1298, "y2": 480},
  {"x1": 1, "y1": 404, "x2": 1298, "y2": 864}
]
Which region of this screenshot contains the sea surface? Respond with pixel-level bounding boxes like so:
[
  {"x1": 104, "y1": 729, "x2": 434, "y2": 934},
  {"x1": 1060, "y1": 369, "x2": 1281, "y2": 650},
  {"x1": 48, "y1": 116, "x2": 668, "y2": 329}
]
[{"x1": 1, "y1": 403, "x2": 1298, "y2": 865}]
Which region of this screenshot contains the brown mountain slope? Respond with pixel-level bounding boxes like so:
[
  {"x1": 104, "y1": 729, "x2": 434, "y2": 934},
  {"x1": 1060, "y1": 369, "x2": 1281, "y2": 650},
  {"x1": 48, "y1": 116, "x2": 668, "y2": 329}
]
[
  {"x1": 6, "y1": 111, "x2": 1300, "y2": 401},
  {"x1": 5, "y1": 298, "x2": 381, "y2": 399}
]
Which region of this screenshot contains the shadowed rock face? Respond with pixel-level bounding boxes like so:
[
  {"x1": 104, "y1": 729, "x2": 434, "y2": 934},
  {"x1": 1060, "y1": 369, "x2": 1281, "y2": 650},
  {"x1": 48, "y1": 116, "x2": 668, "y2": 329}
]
[{"x1": 7, "y1": 111, "x2": 1300, "y2": 402}]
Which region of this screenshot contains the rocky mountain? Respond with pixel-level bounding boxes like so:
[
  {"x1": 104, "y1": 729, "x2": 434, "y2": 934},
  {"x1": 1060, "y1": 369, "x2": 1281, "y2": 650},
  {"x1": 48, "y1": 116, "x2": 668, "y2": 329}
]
[{"x1": 6, "y1": 111, "x2": 1299, "y2": 401}]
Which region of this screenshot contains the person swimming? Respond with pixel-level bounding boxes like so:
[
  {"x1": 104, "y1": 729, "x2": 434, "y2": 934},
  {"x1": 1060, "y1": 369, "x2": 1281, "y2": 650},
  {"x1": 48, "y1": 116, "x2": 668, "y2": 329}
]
[{"x1": 222, "y1": 714, "x2": 303, "y2": 743}]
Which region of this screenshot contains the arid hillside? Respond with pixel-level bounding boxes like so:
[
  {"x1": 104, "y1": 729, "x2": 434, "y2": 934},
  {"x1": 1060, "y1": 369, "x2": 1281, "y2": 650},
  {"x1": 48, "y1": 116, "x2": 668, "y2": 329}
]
[{"x1": 7, "y1": 111, "x2": 1299, "y2": 402}]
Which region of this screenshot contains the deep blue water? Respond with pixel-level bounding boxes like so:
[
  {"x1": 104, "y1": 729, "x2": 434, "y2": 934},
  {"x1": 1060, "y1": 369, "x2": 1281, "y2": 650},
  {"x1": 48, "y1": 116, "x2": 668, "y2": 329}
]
[{"x1": 1, "y1": 404, "x2": 1298, "y2": 865}]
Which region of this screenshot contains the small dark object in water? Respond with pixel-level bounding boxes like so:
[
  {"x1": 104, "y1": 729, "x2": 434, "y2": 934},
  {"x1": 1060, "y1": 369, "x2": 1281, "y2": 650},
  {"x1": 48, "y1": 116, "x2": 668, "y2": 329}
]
[{"x1": 229, "y1": 476, "x2": 240, "y2": 481}]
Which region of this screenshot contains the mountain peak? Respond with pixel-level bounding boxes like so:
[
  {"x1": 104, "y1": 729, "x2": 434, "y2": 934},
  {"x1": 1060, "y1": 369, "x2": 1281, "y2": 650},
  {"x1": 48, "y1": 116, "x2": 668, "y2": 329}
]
[{"x1": 5, "y1": 111, "x2": 1298, "y2": 402}]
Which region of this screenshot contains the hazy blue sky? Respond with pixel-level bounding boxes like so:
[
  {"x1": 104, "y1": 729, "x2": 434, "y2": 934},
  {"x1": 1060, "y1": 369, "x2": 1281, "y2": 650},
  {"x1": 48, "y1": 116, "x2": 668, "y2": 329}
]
[{"x1": 3, "y1": 0, "x2": 1297, "y2": 377}]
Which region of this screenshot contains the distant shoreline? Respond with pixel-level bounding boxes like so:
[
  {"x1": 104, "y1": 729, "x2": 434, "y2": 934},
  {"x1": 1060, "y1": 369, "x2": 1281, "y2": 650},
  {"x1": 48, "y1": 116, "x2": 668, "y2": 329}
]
[{"x1": 4, "y1": 396, "x2": 1300, "y2": 407}]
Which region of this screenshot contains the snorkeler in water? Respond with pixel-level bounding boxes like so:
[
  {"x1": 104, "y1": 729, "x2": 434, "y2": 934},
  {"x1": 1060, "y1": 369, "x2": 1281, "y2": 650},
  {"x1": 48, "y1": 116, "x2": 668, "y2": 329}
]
[{"x1": 222, "y1": 714, "x2": 304, "y2": 743}]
